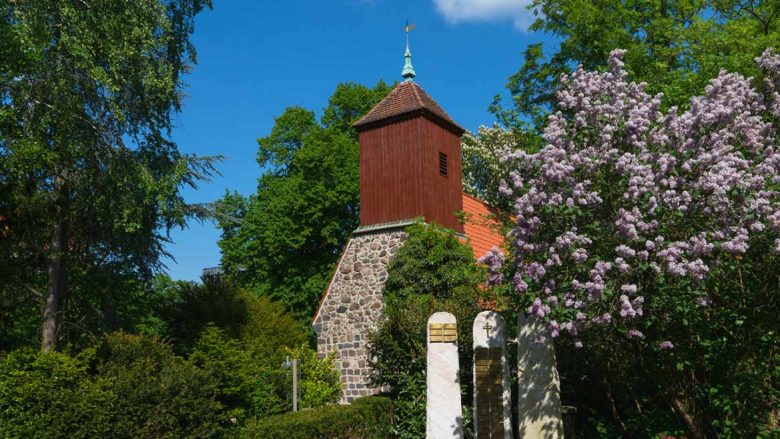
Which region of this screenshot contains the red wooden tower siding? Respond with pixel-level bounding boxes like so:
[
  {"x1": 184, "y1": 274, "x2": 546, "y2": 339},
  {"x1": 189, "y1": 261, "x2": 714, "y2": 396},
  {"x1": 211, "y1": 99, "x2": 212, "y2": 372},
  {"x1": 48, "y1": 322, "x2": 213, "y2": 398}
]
[{"x1": 354, "y1": 81, "x2": 466, "y2": 232}]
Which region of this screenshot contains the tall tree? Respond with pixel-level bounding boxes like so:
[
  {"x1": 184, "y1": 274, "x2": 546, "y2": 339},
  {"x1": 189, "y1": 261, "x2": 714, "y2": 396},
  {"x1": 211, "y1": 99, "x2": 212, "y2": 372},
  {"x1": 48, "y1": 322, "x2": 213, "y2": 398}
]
[
  {"x1": 497, "y1": 0, "x2": 780, "y2": 128},
  {"x1": 217, "y1": 82, "x2": 391, "y2": 322},
  {"x1": 0, "y1": 0, "x2": 217, "y2": 351}
]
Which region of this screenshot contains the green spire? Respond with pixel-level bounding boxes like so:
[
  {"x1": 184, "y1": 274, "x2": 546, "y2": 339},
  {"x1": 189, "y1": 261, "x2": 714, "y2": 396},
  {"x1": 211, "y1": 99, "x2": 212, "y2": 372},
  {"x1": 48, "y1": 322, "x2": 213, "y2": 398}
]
[{"x1": 402, "y1": 21, "x2": 416, "y2": 81}]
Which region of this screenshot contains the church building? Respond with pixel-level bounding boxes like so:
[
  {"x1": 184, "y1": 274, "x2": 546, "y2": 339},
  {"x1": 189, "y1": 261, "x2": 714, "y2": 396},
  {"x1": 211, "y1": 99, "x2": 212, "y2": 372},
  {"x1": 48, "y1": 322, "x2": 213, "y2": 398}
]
[{"x1": 313, "y1": 36, "x2": 503, "y2": 403}]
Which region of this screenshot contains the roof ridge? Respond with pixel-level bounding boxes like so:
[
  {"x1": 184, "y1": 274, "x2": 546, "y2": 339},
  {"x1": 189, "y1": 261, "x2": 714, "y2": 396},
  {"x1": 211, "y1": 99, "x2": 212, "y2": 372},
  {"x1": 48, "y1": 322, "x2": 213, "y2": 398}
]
[
  {"x1": 353, "y1": 81, "x2": 464, "y2": 134},
  {"x1": 409, "y1": 82, "x2": 425, "y2": 108}
]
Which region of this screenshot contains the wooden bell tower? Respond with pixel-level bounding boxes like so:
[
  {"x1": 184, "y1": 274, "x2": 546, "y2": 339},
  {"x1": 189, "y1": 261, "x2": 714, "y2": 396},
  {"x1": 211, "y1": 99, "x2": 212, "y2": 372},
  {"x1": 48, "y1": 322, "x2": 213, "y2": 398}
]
[{"x1": 353, "y1": 31, "x2": 465, "y2": 232}]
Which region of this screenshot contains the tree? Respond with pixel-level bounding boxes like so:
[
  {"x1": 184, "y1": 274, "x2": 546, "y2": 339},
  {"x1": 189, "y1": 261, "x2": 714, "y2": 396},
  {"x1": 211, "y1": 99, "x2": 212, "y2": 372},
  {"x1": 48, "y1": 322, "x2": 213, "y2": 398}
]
[
  {"x1": 0, "y1": 0, "x2": 217, "y2": 351},
  {"x1": 367, "y1": 223, "x2": 482, "y2": 439},
  {"x1": 217, "y1": 82, "x2": 392, "y2": 321},
  {"x1": 483, "y1": 50, "x2": 780, "y2": 436},
  {"x1": 498, "y1": 0, "x2": 780, "y2": 128},
  {"x1": 461, "y1": 124, "x2": 544, "y2": 210}
]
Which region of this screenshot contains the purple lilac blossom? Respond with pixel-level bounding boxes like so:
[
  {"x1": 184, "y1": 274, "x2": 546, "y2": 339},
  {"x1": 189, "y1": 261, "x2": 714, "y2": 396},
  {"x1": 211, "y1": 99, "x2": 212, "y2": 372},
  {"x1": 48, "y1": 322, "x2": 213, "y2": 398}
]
[{"x1": 493, "y1": 49, "x2": 780, "y2": 347}]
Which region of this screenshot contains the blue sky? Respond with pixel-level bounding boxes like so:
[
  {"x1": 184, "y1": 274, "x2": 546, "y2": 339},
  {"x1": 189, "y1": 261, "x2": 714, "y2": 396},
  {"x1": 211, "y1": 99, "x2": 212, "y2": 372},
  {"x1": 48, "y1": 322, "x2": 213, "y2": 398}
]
[{"x1": 164, "y1": 0, "x2": 555, "y2": 280}]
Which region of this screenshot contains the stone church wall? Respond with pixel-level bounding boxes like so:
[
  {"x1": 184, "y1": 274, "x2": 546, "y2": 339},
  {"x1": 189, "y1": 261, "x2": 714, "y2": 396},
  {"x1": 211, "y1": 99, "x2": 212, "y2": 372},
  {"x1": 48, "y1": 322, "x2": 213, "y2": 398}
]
[{"x1": 313, "y1": 227, "x2": 407, "y2": 403}]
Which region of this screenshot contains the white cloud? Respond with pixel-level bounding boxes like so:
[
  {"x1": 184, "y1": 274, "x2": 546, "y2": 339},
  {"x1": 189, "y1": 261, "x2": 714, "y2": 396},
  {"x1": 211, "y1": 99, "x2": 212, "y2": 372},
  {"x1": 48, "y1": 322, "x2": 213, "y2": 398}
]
[{"x1": 433, "y1": 0, "x2": 536, "y2": 30}]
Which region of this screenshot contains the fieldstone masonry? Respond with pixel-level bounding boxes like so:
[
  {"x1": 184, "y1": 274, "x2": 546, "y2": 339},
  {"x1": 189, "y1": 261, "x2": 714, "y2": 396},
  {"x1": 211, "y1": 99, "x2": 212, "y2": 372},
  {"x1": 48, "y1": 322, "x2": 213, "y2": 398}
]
[{"x1": 313, "y1": 226, "x2": 407, "y2": 403}]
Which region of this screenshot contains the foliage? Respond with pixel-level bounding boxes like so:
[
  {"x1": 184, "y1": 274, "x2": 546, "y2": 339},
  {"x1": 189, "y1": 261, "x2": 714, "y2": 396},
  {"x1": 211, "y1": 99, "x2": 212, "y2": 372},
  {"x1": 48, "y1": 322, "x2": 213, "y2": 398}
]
[
  {"x1": 0, "y1": 0, "x2": 218, "y2": 351},
  {"x1": 178, "y1": 282, "x2": 337, "y2": 421},
  {"x1": 0, "y1": 333, "x2": 227, "y2": 439},
  {"x1": 156, "y1": 276, "x2": 309, "y2": 352},
  {"x1": 0, "y1": 348, "x2": 115, "y2": 439},
  {"x1": 188, "y1": 326, "x2": 340, "y2": 422},
  {"x1": 484, "y1": 49, "x2": 780, "y2": 436},
  {"x1": 92, "y1": 332, "x2": 225, "y2": 438},
  {"x1": 189, "y1": 325, "x2": 289, "y2": 421},
  {"x1": 382, "y1": 223, "x2": 483, "y2": 303},
  {"x1": 238, "y1": 395, "x2": 394, "y2": 439},
  {"x1": 217, "y1": 81, "x2": 391, "y2": 321},
  {"x1": 285, "y1": 344, "x2": 342, "y2": 409},
  {"x1": 461, "y1": 124, "x2": 542, "y2": 210},
  {"x1": 367, "y1": 223, "x2": 482, "y2": 439},
  {"x1": 498, "y1": 0, "x2": 780, "y2": 128}
]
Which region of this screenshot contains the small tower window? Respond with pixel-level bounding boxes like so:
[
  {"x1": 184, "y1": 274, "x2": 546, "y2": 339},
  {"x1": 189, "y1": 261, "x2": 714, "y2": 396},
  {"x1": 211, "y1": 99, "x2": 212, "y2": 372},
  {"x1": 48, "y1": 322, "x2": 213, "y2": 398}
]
[{"x1": 439, "y1": 152, "x2": 448, "y2": 177}]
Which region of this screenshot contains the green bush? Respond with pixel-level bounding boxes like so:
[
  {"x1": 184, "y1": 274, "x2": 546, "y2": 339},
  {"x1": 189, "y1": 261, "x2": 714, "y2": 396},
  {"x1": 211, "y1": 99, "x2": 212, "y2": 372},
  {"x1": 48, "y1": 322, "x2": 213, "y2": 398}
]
[
  {"x1": 190, "y1": 325, "x2": 289, "y2": 420},
  {"x1": 0, "y1": 348, "x2": 115, "y2": 438},
  {"x1": 188, "y1": 309, "x2": 339, "y2": 421},
  {"x1": 238, "y1": 396, "x2": 394, "y2": 439},
  {"x1": 285, "y1": 344, "x2": 342, "y2": 409},
  {"x1": 157, "y1": 277, "x2": 309, "y2": 354},
  {"x1": 93, "y1": 332, "x2": 226, "y2": 438},
  {"x1": 367, "y1": 222, "x2": 483, "y2": 439}
]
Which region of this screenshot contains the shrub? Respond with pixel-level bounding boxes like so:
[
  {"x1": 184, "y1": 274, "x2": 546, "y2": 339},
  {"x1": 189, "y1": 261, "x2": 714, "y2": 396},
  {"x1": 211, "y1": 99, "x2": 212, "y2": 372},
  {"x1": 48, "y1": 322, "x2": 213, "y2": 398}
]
[
  {"x1": 285, "y1": 344, "x2": 342, "y2": 409},
  {"x1": 238, "y1": 396, "x2": 394, "y2": 439},
  {"x1": 0, "y1": 349, "x2": 115, "y2": 438},
  {"x1": 93, "y1": 332, "x2": 225, "y2": 438},
  {"x1": 367, "y1": 223, "x2": 482, "y2": 439},
  {"x1": 189, "y1": 326, "x2": 341, "y2": 421},
  {"x1": 158, "y1": 278, "x2": 309, "y2": 355},
  {"x1": 190, "y1": 325, "x2": 289, "y2": 420},
  {"x1": 483, "y1": 49, "x2": 780, "y2": 436}
]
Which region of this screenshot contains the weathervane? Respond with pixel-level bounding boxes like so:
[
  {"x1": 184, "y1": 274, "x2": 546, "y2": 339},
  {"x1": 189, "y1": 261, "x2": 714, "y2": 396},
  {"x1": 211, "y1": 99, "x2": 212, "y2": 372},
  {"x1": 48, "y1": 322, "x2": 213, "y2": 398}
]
[{"x1": 402, "y1": 20, "x2": 416, "y2": 81}]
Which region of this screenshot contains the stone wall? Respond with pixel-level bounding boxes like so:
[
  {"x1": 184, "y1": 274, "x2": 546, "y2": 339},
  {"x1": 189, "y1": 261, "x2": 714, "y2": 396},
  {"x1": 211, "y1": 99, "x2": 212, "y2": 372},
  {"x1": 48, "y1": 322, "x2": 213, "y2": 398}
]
[{"x1": 313, "y1": 227, "x2": 407, "y2": 403}]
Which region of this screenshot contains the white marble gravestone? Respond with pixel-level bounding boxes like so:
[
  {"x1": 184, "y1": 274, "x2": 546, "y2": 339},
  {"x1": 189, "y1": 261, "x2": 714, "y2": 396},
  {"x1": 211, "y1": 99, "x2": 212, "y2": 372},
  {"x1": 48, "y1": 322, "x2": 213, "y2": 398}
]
[
  {"x1": 516, "y1": 313, "x2": 564, "y2": 438},
  {"x1": 426, "y1": 312, "x2": 463, "y2": 439},
  {"x1": 472, "y1": 311, "x2": 512, "y2": 439}
]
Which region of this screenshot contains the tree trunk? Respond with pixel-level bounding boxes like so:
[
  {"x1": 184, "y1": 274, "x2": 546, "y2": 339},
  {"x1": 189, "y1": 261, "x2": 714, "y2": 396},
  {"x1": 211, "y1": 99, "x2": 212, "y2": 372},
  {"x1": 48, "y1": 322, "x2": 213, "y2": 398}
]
[
  {"x1": 670, "y1": 396, "x2": 705, "y2": 439},
  {"x1": 42, "y1": 174, "x2": 66, "y2": 352}
]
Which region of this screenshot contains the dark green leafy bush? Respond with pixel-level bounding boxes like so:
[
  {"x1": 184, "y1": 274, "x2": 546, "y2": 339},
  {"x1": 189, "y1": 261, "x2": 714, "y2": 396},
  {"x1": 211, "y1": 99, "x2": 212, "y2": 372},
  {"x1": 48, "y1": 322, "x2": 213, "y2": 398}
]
[
  {"x1": 0, "y1": 348, "x2": 115, "y2": 438},
  {"x1": 93, "y1": 332, "x2": 226, "y2": 438},
  {"x1": 238, "y1": 396, "x2": 394, "y2": 439},
  {"x1": 190, "y1": 325, "x2": 289, "y2": 420},
  {"x1": 186, "y1": 291, "x2": 339, "y2": 421}
]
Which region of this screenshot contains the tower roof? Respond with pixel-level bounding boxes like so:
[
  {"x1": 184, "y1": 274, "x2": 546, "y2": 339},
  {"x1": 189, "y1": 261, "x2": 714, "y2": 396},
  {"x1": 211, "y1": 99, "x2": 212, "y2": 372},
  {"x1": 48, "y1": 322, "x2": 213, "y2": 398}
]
[{"x1": 353, "y1": 81, "x2": 465, "y2": 134}]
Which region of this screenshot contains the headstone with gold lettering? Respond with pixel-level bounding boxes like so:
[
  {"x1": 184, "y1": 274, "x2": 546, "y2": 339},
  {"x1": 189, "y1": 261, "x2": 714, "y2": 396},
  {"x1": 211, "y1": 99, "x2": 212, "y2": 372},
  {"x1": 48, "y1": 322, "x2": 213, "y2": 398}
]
[
  {"x1": 426, "y1": 312, "x2": 463, "y2": 439},
  {"x1": 472, "y1": 311, "x2": 512, "y2": 439},
  {"x1": 516, "y1": 313, "x2": 564, "y2": 438}
]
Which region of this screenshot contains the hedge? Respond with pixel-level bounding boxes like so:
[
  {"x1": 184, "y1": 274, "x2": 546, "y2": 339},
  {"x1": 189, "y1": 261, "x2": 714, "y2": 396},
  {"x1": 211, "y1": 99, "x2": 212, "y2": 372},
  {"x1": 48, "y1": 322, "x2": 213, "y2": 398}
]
[{"x1": 238, "y1": 395, "x2": 394, "y2": 439}]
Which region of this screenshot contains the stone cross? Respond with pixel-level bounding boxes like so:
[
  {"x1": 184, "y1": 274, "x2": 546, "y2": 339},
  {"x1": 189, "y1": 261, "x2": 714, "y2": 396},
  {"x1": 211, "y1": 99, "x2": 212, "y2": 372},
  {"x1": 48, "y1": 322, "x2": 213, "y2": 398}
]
[
  {"x1": 472, "y1": 311, "x2": 512, "y2": 439},
  {"x1": 516, "y1": 313, "x2": 564, "y2": 438},
  {"x1": 426, "y1": 312, "x2": 463, "y2": 439}
]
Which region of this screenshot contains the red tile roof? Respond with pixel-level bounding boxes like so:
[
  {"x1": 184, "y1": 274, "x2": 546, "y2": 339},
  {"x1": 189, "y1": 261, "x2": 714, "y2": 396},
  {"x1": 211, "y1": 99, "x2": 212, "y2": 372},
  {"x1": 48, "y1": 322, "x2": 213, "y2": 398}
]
[
  {"x1": 353, "y1": 81, "x2": 464, "y2": 134},
  {"x1": 462, "y1": 193, "x2": 505, "y2": 260}
]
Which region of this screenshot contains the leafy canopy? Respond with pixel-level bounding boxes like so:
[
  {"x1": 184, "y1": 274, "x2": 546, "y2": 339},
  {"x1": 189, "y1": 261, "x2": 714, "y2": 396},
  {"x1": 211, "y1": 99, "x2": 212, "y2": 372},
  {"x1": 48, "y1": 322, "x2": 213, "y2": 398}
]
[
  {"x1": 0, "y1": 0, "x2": 218, "y2": 350},
  {"x1": 496, "y1": 0, "x2": 780, "y2": 127},
  {"x1": 217, "y1": 81, "x2": 392, "y2": 321}
]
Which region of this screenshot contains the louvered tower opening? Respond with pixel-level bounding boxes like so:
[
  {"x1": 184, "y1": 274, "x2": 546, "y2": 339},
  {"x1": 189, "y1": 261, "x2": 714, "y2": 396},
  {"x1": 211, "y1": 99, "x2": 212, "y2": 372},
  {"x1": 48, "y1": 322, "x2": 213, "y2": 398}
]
[{"x1": 439, "y1": 152, "x2": 448, "y2": 177}]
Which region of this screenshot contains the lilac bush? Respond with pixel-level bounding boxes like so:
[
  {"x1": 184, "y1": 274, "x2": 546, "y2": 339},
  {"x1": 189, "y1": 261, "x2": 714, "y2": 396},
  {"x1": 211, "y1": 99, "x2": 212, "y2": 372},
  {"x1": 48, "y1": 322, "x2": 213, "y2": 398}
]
[{"x1": 482, "y1": 49, "x2": 780, "y2": 348}]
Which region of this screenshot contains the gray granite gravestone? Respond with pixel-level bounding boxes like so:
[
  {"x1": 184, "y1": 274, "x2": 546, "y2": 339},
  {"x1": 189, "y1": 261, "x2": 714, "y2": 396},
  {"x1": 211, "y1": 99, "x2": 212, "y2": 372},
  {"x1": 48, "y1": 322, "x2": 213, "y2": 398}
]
[
  {"x1": 516, "y1": 313, "x2": 564, "y2": 438},
  {"x1": 472, "y1": 311, "x2": 512, "y2": 439},
  {"x1": 426, "y1": 312, "x2": 463, "y2": 439}
]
